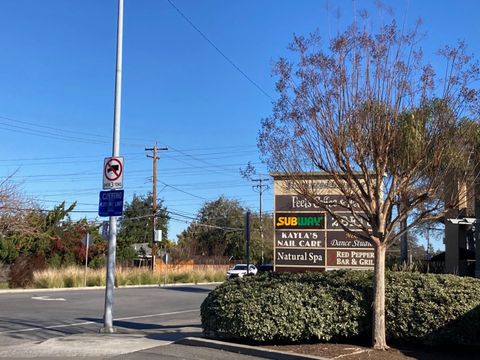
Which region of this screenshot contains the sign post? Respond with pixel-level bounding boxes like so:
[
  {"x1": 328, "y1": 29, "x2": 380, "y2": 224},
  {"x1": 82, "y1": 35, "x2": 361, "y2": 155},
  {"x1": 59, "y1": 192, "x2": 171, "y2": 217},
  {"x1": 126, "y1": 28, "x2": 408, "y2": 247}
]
[
  {"x1": 102, "y1": 0, "x2": 124, "y2": 334},
  {"x1": 83, "y1": 233, "x2": 90, "y2": 287}
]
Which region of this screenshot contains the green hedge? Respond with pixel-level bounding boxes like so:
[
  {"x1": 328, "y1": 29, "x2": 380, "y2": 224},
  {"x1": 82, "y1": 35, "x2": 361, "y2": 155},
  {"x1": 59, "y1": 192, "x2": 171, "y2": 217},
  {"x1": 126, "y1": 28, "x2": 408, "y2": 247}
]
[{"x1": 201, "y1": 271, "x2": 480, "y2": 346}]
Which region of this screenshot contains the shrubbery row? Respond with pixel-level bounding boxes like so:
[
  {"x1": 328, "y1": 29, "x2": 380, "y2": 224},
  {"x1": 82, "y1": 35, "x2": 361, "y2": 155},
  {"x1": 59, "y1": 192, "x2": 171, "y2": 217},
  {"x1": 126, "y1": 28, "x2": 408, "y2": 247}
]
[{"x1": 201, "y1": 271, "x2": 480, "y2": 346}]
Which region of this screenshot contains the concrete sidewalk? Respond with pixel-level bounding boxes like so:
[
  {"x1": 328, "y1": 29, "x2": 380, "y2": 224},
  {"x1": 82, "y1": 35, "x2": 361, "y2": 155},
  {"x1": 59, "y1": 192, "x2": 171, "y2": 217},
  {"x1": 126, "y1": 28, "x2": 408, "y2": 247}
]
[
  {"x1": 0, "y1": 333, "x2": 172, "y2": 358},
  {"x1": 0, "y1": 334, "x2": 329, "y2": 359}
]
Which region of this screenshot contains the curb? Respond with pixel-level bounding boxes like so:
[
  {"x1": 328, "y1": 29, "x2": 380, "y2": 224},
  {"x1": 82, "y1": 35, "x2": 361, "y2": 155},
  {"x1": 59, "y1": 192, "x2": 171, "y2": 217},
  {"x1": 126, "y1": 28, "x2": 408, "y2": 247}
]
[
  {"x1": 176, "y1": 337, "x2": 330, "y2": 360},
  {"x1": 0, "y1": 282, "x2": 222, "y2": 294}
]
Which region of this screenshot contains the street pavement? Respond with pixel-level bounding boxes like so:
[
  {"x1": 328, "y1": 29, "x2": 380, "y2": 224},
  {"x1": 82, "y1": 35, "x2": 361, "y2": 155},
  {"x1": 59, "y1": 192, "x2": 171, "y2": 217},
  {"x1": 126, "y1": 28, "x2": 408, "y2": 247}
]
[
  {"x1": 0, "y1": 285, "x2": 211, "y2": 357},
  {"x1": 0, "y1": 284, "x2": 326, "y2": 359}
]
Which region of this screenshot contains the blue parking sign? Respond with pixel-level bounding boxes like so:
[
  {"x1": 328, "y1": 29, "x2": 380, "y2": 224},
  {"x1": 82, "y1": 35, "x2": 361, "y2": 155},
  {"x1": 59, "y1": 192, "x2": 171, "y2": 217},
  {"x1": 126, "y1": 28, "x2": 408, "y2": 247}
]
[{"x1": 99, "y1": 190, "x2": 124, "y2": 217}]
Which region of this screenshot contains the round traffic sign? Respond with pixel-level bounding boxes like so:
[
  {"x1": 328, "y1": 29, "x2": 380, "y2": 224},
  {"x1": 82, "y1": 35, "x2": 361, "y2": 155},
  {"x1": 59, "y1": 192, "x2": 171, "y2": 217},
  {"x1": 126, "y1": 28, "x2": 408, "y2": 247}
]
[{"x1": 104, "y1": 158, "x2": 123, "y2": 181}]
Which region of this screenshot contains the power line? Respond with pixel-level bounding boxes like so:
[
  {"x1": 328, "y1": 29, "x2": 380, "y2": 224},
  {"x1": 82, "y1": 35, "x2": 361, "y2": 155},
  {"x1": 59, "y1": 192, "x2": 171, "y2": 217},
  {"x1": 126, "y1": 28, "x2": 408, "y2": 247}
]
[
  {"x1": 158, "y1": 181, "x2": 207, "y2": 200},
  {"x1": 164, "y1": 145, "x2": 241, "y2": 178},
  {"x1": 0, "y1": 123, "x2": 106, "y2": 145},
  {"x1": 166, "y1": 0, "x2": 274, "y2": 102},
  {"x1": 0, "y1": 152, "x2": 145, "y2": 162},
  {"x1": 0, "y1": 115, "x2": 146, "y2": 146}
]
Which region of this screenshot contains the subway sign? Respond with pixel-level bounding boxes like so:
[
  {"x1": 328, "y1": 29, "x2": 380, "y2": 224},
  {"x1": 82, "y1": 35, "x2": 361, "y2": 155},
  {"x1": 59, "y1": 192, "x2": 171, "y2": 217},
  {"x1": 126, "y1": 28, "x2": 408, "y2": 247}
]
[{"x1": 275, "y1": 212, "x2": 325, "y2": 230}]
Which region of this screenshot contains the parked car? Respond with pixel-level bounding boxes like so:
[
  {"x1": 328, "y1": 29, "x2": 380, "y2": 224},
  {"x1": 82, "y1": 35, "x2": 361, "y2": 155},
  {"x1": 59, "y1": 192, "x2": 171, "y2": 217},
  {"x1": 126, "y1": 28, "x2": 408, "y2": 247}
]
[
  {"x1": 257, "y1": 263, "x2": 273, "y2": 273},
  {"x1": 226, "y1": 264, "x2": 258, "y2": 279}
]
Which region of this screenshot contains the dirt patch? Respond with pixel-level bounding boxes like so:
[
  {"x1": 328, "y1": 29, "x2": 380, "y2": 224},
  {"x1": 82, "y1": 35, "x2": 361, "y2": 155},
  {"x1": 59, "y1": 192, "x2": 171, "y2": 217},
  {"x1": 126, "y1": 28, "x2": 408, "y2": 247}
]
[{"x1": 264, "y1": 342, "x2": 480, "y2": 360}]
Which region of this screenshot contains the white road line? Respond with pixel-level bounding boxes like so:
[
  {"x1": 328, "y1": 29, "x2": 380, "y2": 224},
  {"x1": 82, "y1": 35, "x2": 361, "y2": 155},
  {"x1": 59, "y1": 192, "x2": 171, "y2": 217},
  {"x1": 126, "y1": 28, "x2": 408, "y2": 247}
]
[
  {"x1": 0, "y1": 309, "x2": 198, "y2": 335},
  {"x1": 31, "y1": 296, "x2": 66, "y2": 301}
]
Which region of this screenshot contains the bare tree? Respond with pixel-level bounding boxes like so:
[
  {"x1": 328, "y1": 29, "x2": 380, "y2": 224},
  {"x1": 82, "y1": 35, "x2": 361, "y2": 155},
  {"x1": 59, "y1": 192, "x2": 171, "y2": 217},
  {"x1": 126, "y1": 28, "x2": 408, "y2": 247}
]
[
  {"x1": 0, "y1": 174, "x2": 37, "y2": 237},
  {"x1": 259, "y1": 21, "x2": 479, "y2": 349}
]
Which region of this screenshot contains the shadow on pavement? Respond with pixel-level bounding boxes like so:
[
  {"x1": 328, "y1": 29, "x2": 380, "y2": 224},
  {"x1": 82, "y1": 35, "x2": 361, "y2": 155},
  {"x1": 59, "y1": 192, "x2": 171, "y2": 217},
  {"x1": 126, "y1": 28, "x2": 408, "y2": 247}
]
[
  {"x1": 80, "y1": 317, "x2": 201, "y2": 331},
  {"x1": 162, "y1": 286, "x2": 214, "y2": 293},
  {"x1": 146, "y1": 331, "x2": 203, "y2": 342}
]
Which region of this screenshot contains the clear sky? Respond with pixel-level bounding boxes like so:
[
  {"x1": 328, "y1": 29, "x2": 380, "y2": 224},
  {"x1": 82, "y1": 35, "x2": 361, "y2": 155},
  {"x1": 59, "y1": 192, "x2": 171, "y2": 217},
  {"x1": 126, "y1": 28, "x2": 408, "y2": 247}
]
[{"x1": 0, "y1": 0, "x2": 478, "y2": 248}]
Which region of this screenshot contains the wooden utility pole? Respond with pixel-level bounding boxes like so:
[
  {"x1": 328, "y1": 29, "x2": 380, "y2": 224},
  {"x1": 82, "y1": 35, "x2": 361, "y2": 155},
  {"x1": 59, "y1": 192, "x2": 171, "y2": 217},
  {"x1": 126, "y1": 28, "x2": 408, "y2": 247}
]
[
  {"x1": 146, "y1": 144, "x2": 167, "y2": 271},
  {"x1": 252, "y1": 177, "x2": 270, "y2": 264}
]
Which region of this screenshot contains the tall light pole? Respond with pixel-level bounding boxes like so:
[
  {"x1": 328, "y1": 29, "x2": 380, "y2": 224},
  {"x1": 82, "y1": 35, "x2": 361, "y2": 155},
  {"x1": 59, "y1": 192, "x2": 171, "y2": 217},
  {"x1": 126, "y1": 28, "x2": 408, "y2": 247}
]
[{"x1": 102, "y1": 0, "x2": 124, "y2": 333}]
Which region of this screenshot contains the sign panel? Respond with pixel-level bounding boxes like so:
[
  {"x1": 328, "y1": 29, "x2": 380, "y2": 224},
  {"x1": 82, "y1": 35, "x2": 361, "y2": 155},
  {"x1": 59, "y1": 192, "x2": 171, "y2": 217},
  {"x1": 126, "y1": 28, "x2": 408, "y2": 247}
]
[
  {"x1": 326, "y1": 231, "x2": 373, "y2": 248},
  {"x1": 326, "y1": 249, "x2": 375, "y2": 268},
  {"x1": 275, "y1": 194, "x2": 362, "y2": 212},
  {"x1": 98, "y1": 190, "x2": 124, "y2": 217},
  {"x1": 273, "y1": 176, "x2": 375, "y2": 272},
  {"x1": 275, "y1": 212, "x2": 325, "y2": 230},
  {"x1": 276, "y1": 248, "x2": 325, "y2": 267},
  {"x1": 103, "y1": 156, "x2": 124, "y2": 189},
  {"x1": 275, "y1": 230, "x2": 325, "y2": 248},
  {"x1": 326, "y1": 213, "x2": 370, "y2": 230}
]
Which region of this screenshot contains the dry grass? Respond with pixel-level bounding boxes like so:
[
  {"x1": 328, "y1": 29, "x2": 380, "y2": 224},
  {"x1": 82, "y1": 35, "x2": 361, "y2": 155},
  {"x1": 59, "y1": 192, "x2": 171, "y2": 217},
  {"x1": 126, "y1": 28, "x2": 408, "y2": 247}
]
[{"x1": 32, "y1": 265, "x2": 227, "y2": 288}]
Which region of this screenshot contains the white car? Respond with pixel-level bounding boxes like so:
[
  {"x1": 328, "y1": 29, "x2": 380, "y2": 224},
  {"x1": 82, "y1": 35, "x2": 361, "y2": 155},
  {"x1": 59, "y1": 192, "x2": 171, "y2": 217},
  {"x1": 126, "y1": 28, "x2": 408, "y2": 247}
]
[{"x1": 226, "y1": 264, "x2": 258, "y2": 279}]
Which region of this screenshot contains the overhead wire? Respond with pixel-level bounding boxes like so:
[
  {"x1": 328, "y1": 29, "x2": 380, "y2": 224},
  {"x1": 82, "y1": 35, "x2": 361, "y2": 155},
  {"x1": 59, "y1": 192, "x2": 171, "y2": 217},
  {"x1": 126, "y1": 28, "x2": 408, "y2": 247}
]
[
  {"x1": 0, "y1": 114, "x2": 146, "y2": 147},
  {"x1": 166, "y1": 0, "x2": 274, "y2": 102}
]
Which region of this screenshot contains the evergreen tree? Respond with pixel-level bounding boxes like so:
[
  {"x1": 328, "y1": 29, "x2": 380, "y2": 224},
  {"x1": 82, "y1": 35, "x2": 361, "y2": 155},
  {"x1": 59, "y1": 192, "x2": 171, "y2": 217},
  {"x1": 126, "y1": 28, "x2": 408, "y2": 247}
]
[{"x1": 117, "y1": 193, "x2": 169, "y2": 260}]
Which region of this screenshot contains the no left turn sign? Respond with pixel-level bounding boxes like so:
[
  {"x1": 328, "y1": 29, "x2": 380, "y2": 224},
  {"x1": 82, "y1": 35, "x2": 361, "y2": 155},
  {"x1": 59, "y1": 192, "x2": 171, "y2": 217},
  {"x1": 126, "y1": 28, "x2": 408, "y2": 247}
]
[{"x1": 103, "y1": 156, "x2": 124, "y2": 189}]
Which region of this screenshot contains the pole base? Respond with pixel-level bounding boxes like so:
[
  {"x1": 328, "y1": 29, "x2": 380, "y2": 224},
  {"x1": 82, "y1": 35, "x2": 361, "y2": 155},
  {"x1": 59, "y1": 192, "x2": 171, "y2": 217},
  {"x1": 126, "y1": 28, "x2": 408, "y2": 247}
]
[{"x1": 99, "y1": 326, "x2": 117, "y2": 334}]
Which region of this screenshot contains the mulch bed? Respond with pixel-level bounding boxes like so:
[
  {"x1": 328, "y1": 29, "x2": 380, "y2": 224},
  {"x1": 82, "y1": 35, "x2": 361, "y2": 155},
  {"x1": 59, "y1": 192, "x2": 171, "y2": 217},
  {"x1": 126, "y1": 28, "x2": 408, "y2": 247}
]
[{"x1": 264, "y1": 342, "x2": 480, "y2": 360}]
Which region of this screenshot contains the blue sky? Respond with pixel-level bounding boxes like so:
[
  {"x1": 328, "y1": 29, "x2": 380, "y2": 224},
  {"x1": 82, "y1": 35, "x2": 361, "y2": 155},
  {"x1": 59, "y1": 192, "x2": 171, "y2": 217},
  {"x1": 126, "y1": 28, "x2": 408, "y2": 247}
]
[{"x1": 0, "y1": 0, "x2": 478, "y2": 248}]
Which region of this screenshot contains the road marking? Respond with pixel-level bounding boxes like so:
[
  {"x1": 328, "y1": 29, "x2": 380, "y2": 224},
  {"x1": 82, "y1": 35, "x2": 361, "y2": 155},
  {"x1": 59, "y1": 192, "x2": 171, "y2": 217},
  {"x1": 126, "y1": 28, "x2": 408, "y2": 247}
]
[
  {"x1": 0, "y1": 309, "x2": 198, "y2": 335},
  {"x1": 31, "y1": 296, "x2": 66, "y2": 301}
]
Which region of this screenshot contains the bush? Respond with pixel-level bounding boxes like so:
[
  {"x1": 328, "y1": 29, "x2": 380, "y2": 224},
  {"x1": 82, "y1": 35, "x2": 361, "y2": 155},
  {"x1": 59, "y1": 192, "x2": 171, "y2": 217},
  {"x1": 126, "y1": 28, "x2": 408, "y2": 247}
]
[
  {"x1": 9, "y1": 254, "x2": 46, "y2": 288},
  {"x1": 89, "y1": 256, "x2": 105, "y2": 269},
  {"x1": 201, "y1": 271, "x2": 480, "y2": 346},
  {"x1": 201, "y1": 271, "x2": 371, "y2": 343},
  {"x1": 386, "y1": 272, "x2": 480, "y2": 346},
  {"x1": 0, "y1": 262, "x2": 10, "y2": 285}
]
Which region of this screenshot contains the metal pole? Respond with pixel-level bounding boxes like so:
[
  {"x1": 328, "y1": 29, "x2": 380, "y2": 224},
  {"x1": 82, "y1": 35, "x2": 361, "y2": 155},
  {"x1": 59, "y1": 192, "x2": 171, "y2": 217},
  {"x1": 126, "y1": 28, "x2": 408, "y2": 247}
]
[
  {"x1": 164, "y1": 249, "x2": 168, "y2": 286},
  {"x1": 399, "y1": 203, "x2": 408, "y2": 264},
  {"x1": 259, "y1": 180, "x2": 264, "y2": 265},
  {"x1": 426, "y1": 229, "x2": 430, "y2": 260},
  {"x1": 245, "y1": 211, "x2": 251, "y2": 274},
  {"x1": 103, "y1": 0, "x2": 124, "y2": 333},
  {"x1": 84, "y1": 233, "x2": 90, "y2": 287},
  {"x1": 475, "y1": 146, "x2": 480, "y2": 278}
]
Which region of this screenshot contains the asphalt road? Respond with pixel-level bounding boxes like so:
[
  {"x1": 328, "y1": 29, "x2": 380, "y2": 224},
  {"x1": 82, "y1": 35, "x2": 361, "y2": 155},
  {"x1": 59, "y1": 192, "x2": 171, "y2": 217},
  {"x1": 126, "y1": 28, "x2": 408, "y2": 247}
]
[
  {"x1": 0, "y1": 285, "x2": 214, "y2": 349},
  {"x1": 0, "y1": 285, "x2": 313, "y2": 360}
]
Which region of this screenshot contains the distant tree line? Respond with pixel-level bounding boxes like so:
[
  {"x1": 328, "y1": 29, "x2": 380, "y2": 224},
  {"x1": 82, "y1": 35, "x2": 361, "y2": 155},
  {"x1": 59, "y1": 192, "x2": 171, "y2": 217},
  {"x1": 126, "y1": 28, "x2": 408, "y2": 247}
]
[{"x1": 175, "y1": 196, "x2": 273, "y2": 264}]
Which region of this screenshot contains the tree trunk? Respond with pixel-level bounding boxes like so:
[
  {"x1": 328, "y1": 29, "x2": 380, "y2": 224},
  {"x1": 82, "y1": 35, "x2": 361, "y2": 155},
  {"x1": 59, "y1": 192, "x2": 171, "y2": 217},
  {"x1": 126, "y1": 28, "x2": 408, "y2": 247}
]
[{"x1": 372, "y1": 244, "x2": 389, "y2": 350}]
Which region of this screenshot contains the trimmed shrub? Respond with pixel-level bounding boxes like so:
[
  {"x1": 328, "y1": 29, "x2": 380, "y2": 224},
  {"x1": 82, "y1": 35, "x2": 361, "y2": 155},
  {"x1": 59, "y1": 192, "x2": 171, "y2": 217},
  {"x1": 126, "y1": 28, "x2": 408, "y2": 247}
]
[
  {"x1": 201, "y1": 271, "x2": 480, "y2": 346},
  {"x1": 201, "y1": 271, "x2": 371, "y2": 343},
  {"x1": 386, "y1": 272, "x2": 480, "y2": 346}
]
